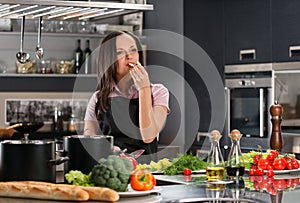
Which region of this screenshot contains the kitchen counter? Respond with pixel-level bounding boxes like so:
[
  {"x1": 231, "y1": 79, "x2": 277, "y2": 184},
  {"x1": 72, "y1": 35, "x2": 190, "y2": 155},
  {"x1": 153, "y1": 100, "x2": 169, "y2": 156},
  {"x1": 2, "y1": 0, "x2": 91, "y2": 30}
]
[{"x1": 45, "y1": 171, "x2": 300, "y2": 202}]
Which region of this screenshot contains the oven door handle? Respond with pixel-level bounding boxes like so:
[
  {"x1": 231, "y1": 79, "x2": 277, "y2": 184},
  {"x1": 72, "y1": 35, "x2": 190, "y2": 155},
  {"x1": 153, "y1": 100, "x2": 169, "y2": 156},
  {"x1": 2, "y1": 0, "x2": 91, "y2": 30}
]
[{"x1": 259, "y1": 88, "x2": 264, "y2": 137}]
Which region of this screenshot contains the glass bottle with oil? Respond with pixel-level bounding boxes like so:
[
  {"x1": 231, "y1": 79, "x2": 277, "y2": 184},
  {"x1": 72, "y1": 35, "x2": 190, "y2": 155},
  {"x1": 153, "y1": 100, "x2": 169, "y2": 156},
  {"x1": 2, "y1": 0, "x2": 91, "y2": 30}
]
[
  {"x1": 226, "y1": 129, "x2": 245, "y2": 180},
  {"x1": 206, "y1": 130, "x2": 225, "y2": 181}
]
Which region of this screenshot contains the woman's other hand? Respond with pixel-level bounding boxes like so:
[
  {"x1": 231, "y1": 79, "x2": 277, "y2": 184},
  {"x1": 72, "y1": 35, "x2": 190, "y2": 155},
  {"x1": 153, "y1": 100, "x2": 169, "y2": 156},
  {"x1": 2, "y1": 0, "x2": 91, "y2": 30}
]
[{"x1": 129, "y1": 62, "x2": 150, "y2": 90}]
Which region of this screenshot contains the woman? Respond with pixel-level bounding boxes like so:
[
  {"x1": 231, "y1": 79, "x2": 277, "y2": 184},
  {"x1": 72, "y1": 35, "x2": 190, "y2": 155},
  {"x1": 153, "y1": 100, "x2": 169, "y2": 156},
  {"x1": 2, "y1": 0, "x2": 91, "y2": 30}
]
[{"x1": 84, "y1": 31, "x2": 169, "y2": 163}]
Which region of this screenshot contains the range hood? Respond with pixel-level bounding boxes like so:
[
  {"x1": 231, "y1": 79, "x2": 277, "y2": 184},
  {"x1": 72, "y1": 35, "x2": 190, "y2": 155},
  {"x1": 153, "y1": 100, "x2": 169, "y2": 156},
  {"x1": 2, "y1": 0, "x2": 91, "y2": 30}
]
[{"x1": 0, "y1": 0, "x2": 153, "y2": 21}]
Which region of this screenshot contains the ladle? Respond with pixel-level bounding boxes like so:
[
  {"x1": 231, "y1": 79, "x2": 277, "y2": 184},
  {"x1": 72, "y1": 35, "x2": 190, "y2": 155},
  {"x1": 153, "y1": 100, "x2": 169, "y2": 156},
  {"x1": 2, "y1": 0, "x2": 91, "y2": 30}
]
[
  {"x1": 35, "y1": 16, "x2": 44, "y2": 59},
  {"x1": 16, "y1": 16, "x2": 30, "y2": 63}
]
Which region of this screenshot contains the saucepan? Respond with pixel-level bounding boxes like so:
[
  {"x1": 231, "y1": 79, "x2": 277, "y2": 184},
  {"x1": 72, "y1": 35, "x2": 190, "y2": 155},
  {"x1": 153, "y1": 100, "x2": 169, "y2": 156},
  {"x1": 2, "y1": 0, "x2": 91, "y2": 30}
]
[
  {"x1": 0, "y1": 139, "x2": 68, "y2": 182},
  {"x1": 61, "y1": 135, "x2": 114, "y2": 175}
]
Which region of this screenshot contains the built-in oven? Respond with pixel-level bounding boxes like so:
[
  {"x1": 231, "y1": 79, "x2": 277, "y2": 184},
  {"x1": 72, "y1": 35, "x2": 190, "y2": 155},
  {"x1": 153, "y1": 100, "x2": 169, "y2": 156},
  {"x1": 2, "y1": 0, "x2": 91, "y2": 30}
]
[{"x1": 224, "y1": 63, "x2": 274, "y2": 154}]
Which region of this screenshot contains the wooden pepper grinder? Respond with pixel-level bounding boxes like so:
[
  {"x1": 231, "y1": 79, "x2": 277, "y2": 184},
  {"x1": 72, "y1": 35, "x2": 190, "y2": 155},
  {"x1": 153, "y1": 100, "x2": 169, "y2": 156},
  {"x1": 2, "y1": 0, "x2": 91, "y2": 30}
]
[{"x1": 270, "y1": 101, "x2": 283, "y2": 152}]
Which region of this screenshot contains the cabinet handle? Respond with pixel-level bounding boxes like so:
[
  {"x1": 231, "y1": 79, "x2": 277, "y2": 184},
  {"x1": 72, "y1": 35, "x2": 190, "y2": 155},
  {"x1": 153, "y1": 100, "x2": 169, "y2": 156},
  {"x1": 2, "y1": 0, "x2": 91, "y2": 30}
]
[
  {"x1": 289, "y1": 46, "x2": 300, "y2": 58},
  {"x1": 239, "y1": 49, "x2": 256, "y2": 61}
]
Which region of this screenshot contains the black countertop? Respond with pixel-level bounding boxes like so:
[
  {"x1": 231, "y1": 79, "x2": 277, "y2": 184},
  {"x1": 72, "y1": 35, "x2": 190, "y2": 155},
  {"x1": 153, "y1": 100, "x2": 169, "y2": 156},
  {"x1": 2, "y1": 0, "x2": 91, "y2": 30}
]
[
  {"x1": 1, "y1": 172, "x2": 300, "y2": 203},
  {"x1": 56, "y1": 171, "x2": 300, "y2": 203}
]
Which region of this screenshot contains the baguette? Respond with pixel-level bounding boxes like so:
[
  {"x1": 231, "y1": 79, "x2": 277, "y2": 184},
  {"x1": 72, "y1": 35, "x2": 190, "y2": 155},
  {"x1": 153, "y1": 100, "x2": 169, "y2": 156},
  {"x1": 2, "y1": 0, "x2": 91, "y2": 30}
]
[
  {"x1": 0, "y1": 181, "x2": 89, "y2": 201},
  {"x1": 10, "y1": 181, "x2": 120, "y2": 202},
  {"x1": 78, "y1": 185, "x2": 119, "y2": 202}
]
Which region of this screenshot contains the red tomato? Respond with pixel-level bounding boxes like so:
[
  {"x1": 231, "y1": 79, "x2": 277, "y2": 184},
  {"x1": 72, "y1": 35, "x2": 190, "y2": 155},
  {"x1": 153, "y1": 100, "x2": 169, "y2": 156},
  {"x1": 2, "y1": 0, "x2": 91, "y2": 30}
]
[
  {"x1": 267, "y1": 152, "x2": 276, "y2": 161},
  {"x1": 292, "y1": 159, "x2": 300, "y2": 169},
  {"x1": 251, "y1": 165, "x2": 258, "y2": 169},
  {"x1": 183, "y1": 168, "x2": 192, "y2": 175},
  {"x1": 267, "y1": 164, "x2": 274, "y2": 170},
  {"x1": 270, "y1": 150, "x2": 279, "y2": 158},
  {"x1": 258, "y1": 158, "x2": 271, "y2": 170},
  {"x1": 249, "y1": 168, "x2": 256, "y2": 176},
  {"x1": 253, "y1": 154, "x2": 261, "y2": 165},
  {"x1": 266, "y1": 170, "x2": 275, "y2": 177},
  {"x1": 286, "y1": 162, "x2": 293, "y2": 170},
  {"x1": 255, "y1": 168, "x2": 264, "y2": 176},
  {"x1": 274, "y1": 158, "x2": 287, "y2": 170},
  {"x1": 130, "y1": 170, "x2": 156, "y2": 191}
]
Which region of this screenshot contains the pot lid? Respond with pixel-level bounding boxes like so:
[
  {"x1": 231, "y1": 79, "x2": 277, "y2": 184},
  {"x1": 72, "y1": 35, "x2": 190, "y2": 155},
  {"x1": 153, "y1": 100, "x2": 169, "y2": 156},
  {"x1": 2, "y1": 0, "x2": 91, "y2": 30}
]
[
  {"x1": 1, "y1": 140, "x2": 53, "y2": 145},
  {"x1": 65, "y1": 135, "x2": 112, "y2": 139}
]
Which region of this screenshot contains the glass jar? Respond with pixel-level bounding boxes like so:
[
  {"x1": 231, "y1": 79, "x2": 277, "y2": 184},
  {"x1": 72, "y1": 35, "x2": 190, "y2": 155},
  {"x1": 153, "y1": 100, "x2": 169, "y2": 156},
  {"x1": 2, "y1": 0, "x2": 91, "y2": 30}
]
[
  {"x1": 226, "y1": 129, "x2": 245, "y2": 180},
  {"x1": 37, "y1": 60, "x2": 54, "y2": 74},
  {"x1": 206, "y1": 130, "x2": 225, "y2": 181}
]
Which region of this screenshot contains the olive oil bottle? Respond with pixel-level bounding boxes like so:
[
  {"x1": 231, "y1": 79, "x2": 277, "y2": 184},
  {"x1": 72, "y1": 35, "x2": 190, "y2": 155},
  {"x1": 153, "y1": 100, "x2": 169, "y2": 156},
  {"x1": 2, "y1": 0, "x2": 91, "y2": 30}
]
[{"x1": 206, "y1": 130, "x2": 225, "y2": 181}]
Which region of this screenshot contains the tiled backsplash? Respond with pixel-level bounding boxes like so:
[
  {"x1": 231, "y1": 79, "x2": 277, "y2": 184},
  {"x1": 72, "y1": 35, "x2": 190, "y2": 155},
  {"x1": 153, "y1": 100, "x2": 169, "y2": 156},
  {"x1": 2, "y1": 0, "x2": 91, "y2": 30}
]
[
  {"x1": 0, "y1": 92, "x2": 92, "y2": 130},
  {"x1": 5, "y1": 99, "x2": 87, "y2": 124}
]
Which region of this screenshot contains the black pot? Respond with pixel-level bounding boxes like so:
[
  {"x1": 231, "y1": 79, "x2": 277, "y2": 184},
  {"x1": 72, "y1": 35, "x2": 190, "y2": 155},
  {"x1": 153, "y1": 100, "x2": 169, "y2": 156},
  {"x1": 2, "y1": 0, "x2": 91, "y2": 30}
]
[
  {"x1": 0, "y1": 140, "x2": 68, "y2": 182},
  {"x1": 63, "y1": 135, "x2": 113, "y2": 175}
]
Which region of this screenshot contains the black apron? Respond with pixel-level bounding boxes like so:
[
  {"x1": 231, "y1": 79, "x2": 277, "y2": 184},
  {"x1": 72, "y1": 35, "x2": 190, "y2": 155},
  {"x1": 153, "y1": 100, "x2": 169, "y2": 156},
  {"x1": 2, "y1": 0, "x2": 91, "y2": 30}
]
[{"x1": 99, "y1": 96, "x2": 157, "y2": 164}]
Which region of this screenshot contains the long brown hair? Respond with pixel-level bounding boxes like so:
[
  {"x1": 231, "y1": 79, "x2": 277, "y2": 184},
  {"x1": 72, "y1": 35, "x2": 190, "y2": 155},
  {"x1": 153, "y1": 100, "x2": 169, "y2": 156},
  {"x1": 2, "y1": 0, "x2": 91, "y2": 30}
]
[{"x1": 95, "y1": 31, "x2": 145, "y2": 119}]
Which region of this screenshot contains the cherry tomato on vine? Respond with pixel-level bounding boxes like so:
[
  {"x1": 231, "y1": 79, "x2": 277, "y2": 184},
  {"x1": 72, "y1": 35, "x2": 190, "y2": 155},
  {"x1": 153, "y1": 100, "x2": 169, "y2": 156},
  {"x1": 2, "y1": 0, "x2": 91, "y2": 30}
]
[
  {"x1": 183, "y1": 168, "x2": 192, "y2": 175},
  {"x1": 267, "y1": 152, "x2": 276, "y2": 161},
  {"x1": 249, "y1": 168, "x2": 256, "y2": 176},
  {"x1": 286, "y1": 162, "x2": 293, "y2": 170},
  {"x1": 258, "y1": 158, "x2": 271, "y2": 170},
  {"x1": 266, "y1": 170, "x2": 275, "y2": 177},
  {"x1": 255, "y1": 168, "x2": 264, "y2": 176},
  {"x1": 253, "y1": 154, "x2": 261, "y2": 165},
  {"x1": 292, "y1": 159, "x2": 299, "y2": 169}
]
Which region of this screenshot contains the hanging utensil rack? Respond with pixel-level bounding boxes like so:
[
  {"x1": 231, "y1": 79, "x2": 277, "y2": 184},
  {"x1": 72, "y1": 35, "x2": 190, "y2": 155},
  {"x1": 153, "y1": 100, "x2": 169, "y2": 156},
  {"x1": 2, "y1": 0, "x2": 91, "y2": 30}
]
[{"x1": 0, "y1": 0, "x2": 153, "y2": 21}]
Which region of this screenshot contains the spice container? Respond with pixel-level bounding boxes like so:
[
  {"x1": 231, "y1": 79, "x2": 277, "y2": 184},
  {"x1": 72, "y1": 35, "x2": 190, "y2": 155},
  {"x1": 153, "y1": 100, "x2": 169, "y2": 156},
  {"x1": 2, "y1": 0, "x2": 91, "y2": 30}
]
[
  {"x1": 56, "y1": 60, "x2": 74, "y2": 74},
  {"x1": 16, "y1": 60, "x2": 36, "y2": 74},
  {"x1": 37, "y1": 60, "x2": 54, "y2": 74},
  {"x1": 226, "y1": 129, "x2": 245, "y2": 180},
  {"x1": 206, "y1": 130, "x2": 225, "y2": 181},
  {"x1": 67, "y1": 114, "x2": 79, "y2": 132}
]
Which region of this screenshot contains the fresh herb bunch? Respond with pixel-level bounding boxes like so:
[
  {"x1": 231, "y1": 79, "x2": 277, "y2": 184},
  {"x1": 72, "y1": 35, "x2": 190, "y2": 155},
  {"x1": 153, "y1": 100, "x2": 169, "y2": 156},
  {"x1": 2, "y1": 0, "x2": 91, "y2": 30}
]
[
  {"x1": 65, "y1": 170, "x2": 94, "y2": 186},
  {"x1": 163, "y1": 153, "x2": 206, "y2": 175}
]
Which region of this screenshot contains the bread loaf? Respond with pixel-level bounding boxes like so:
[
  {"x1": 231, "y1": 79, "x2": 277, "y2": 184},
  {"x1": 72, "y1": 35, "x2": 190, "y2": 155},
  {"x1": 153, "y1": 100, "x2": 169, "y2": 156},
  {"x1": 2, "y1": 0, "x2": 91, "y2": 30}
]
[
  {"x1": 0, "y1": 181, "x2": 119, "y2": 202},
  {"x1": 78, "y1": 185, "x2": 119, "y2": 202},
  {"x1": 0, "y1": 181, "x2": 89, "y2": 201}
]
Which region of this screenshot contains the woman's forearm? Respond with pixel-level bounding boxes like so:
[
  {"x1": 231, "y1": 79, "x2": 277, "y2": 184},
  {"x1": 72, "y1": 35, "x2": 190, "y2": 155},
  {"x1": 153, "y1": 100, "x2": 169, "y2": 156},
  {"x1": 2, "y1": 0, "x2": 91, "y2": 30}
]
[
  {"x1": 138, "y1": 86, "x2": 167, "y2": 143},
  {"x1": 83, "y1": 120, "x2": 99, "y2": 135}
]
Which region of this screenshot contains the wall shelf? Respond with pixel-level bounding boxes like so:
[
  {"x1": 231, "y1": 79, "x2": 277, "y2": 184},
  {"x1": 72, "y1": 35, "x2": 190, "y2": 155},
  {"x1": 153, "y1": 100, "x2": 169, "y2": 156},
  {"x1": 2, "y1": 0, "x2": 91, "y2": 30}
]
[{"x1": 0, "y1": 74, "x2": 98, "y2": 92}]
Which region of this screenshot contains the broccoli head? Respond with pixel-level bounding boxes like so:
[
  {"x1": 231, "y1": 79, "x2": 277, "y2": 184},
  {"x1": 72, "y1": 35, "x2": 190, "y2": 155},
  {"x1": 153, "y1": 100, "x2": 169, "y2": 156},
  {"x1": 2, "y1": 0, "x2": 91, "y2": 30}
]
[{"x1": 91, "y1": 155, "x2": 133, "y2": 192}]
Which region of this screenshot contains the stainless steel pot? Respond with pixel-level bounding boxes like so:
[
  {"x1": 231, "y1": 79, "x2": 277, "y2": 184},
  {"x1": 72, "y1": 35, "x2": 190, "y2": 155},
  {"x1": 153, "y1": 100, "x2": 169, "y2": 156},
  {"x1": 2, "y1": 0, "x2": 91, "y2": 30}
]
[
  {"x1": 63, "y1": 135, "x2": 113, "y2": 175},
  {"x1": 0, "y1": 140, "x2": 68, "y2": 182}
]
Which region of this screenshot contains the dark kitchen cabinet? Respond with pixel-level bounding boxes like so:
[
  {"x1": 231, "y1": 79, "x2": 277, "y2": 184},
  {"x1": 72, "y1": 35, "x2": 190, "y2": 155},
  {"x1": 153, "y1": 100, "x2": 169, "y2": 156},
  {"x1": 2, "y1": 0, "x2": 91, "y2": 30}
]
[
  {"x1": 224, "y1": 0, "x2": 272, "y2": 64},
  {"x1": 183, "y1": 0, "x2": 224, "y2": 151},
  {"x1": 272, "y1": 0, "x2": 300, "y2": 62},
  {"x1": 145, "y1": 0, "x2": 225, "y2": 154}
]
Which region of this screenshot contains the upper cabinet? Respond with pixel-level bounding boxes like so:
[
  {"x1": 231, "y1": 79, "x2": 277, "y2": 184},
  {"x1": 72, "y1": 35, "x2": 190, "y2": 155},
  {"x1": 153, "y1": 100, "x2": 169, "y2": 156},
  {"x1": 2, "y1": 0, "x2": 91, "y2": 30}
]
[
  {"x1": 272, "y1": 0, "x2": 300, "y2": 62},
  {"x1": 225, "y1": 0, "x2": 300, "y2": 64},
  {"x1": 224, "y1": 0, "x2": 272, "y2": 64}
]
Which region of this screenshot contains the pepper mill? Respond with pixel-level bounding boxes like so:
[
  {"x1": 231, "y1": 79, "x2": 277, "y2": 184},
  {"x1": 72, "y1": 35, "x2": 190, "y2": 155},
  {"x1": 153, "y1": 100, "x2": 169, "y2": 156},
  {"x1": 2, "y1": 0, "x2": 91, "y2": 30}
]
[{"x1": 270, "y1": 101, "x2": 283, "y2": 152}]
